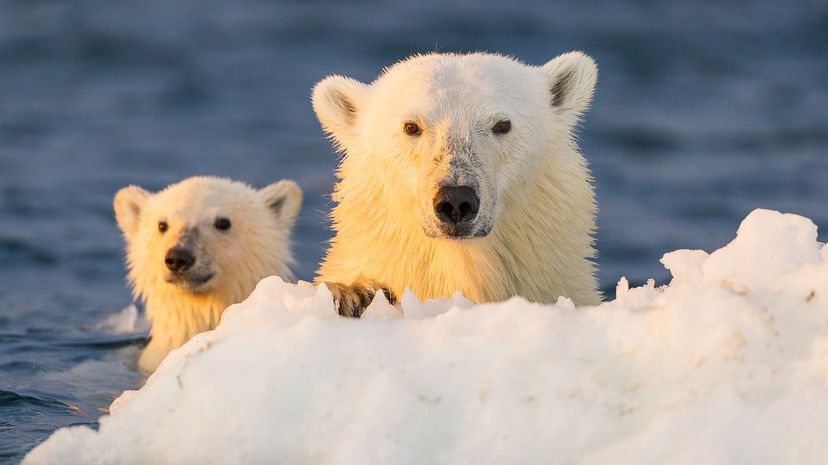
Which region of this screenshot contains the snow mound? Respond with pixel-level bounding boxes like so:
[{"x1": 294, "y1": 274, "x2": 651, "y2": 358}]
[{"x1": 24, "y1": 209, "x2": 828, "y2": 465}]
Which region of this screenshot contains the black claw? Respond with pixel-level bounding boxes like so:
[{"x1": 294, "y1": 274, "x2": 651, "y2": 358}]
[{"x1": 324, "y1": 279, "x2": 395, "y2": 318}]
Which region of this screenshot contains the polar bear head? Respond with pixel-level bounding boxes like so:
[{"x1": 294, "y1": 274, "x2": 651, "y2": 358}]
[
  {"x1": 312, "y1": 52, "x2": 597, "y2": 239},
  {"x1": 114, "y1": 177, "x2": 302, "y2": 304}
]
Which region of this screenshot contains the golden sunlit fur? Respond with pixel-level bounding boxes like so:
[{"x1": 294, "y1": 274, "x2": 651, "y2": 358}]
[
  {"x1": 312, "y1": 52, "x2": 601, "y2": 309},
  {"x1": 114, "y1": 176, "x2": 301, "y2": 372}
]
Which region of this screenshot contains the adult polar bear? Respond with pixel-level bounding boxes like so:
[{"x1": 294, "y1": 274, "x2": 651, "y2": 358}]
[{"x1": 313, "y1": 52, "x2": 601, "y2": 316}]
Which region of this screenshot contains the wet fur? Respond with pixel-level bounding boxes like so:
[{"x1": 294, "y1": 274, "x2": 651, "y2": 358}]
[
  {"x1": 114, "y1": 177, "x2": 301, "y2": 371},
  {"x1": 313, "y1": 52, "x2": 602, "y2": 313}
]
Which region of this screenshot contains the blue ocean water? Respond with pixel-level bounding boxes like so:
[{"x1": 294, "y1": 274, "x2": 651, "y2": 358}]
[{"x1": 1, "y1": 0, "x2": 826, "y2": 462}]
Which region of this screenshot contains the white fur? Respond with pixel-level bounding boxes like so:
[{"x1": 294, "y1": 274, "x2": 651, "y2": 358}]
[
  {"x1": 312, "y1": 52, "x2": 601, "y2": 305},
  {"x1": 114, "y1": 176, "x2": 302, "y2": 372}
]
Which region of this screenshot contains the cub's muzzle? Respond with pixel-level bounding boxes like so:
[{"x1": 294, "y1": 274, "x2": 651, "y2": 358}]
[{"x1": 165, "y1": 246, "x2": 195, "y2": 273}]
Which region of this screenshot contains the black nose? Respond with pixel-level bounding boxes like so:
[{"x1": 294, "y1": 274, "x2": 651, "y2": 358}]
[
  {"x1": 165, "y1": 247, "x2": 195, "y2": 272},
  {"x1": 433, "y1": 186, "x2": 479, "y2": 224}
]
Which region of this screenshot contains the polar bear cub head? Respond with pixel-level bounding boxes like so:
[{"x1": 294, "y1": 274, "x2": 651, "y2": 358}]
[
  {"x1": 312, "y1": 52, "x2": 597, "y2": 239},
  {"x1": 115, "y1": 177, "x2": 301, "y2": 299},
  {"x1": 114, "y1": 176, "x2": 301, "y2": 371}
]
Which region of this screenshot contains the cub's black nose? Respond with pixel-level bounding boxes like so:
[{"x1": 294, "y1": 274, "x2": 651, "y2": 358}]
[
  {"x1": 433, "y1": 186, "x2": 479, "y2": 224},
  {"x1": 165, "y1": 247, "x2": 195, "y2": 272}
]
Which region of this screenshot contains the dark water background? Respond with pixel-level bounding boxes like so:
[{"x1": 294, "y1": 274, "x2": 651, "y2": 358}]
[{"x1": 1, "y1": 0, "x2": 826, "y2": 462}]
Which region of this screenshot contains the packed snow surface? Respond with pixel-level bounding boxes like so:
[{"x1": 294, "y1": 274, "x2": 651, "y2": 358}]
[{"x1": 24, "y1": 209, "x2": 828, "y2": 464}]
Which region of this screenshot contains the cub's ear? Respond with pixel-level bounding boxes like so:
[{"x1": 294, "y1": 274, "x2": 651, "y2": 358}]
[
  {"x1": 261, "y1": 180, "x2": 302, "y2": 226},
  {"x1": 311, "y1": 75, "x2": 368, "y2": 150},
  {"x1": 114, "y1": 186, "x2": 150, "y2": 237},
  {"x1": 541, "y1": 51, "x2": 598, "y2": 118}
]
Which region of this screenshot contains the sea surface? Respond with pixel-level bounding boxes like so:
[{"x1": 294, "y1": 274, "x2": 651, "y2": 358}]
[{"x1": 1, "y1": 0, "x2": 826, "y2": 462}]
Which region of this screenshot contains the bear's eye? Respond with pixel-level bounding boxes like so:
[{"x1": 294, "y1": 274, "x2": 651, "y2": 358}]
[
  {"x1": 214, "y1": 217, "x2": 231, "y2": 231},
  {"x1": 403, "y1": 122, "x2": 422, "y2": 136},
  {"x1": 158, "y1": 221, "x2": 168, "y2": 233},
  {"x1": 492, "y1": 120, "x2": 512, "y2": 135}
]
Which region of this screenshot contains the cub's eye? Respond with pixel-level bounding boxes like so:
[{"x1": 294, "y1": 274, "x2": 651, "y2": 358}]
[
  {"x1": 214, "y1": 217, "x2": 231, "y2": 231},
  {"x1": 158, "y1": 221, "x2": 168, "y2": 233},
  {"x1": 403, "y1": 122, "x2": 422, "y2": 136},
  {"x1": 492, "y1": 119, "x2": 512, "y2": 135}
]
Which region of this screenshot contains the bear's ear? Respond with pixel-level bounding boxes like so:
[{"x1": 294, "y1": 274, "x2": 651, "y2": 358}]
[
  {"x1": 311, "y1": 75, "x2": 368, "y2": 150},
  {"x1": 261, "y1": 180, "x2": 303, "y2": 226},
  {"x1": 114, "y1": 185, "x2": 150, "y2": 237},
  {"x1": 541, "y1": 51, "x2": 598, "y2": 118}
]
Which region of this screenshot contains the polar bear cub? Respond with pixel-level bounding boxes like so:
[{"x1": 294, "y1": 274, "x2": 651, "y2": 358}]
[
  {"x1": 114, "y1": 176, "x2": 302, "y2": 372},
  {"x1": 312, "y1": 51, "x2": 601, "y2": 315}
]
